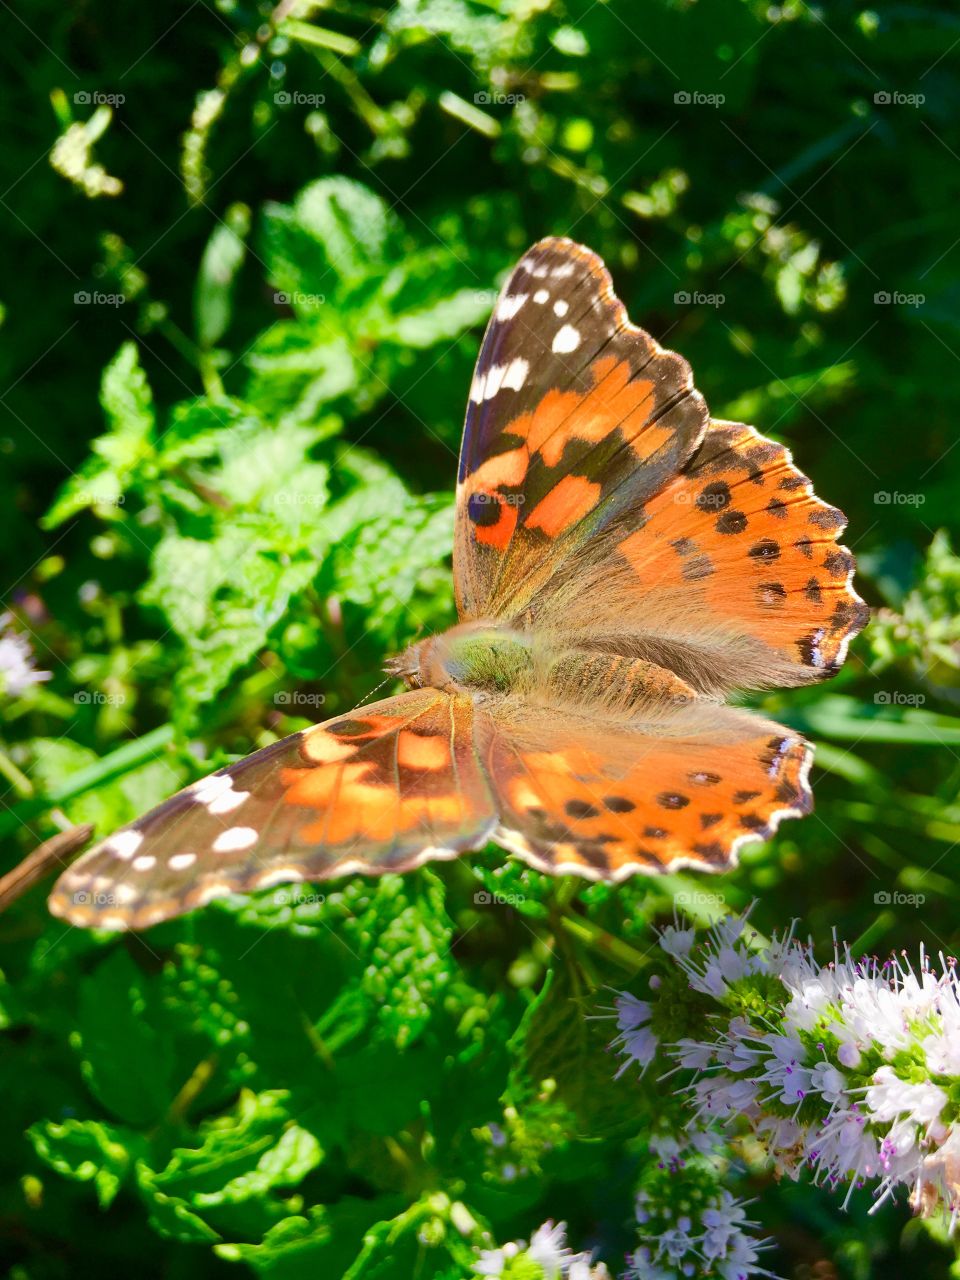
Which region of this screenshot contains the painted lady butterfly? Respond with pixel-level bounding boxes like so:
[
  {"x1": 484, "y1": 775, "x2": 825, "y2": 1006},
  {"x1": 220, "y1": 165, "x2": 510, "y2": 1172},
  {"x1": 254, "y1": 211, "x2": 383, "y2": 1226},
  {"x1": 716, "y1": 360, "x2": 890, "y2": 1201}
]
[{"x1": 49, "y1": 238, "x2": 868, "y2": 930}]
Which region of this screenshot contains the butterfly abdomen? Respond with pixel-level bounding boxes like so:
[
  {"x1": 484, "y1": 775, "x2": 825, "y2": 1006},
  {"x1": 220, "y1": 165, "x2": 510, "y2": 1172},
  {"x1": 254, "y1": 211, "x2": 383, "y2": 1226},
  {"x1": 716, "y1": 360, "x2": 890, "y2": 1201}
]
[{"x1": 541, "y1": 649, "x2": 698, "y2": 716}]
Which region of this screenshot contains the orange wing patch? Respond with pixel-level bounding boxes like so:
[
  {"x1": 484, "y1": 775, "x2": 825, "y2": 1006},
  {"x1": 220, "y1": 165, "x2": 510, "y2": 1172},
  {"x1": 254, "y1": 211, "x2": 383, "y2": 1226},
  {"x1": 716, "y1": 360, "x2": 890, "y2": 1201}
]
[
  {"x1": 614, "y1": 419, "x2": 869, "y2": 689},
  {"x1": 483, "y1": 700, "x2": 812, "y2": 880}
]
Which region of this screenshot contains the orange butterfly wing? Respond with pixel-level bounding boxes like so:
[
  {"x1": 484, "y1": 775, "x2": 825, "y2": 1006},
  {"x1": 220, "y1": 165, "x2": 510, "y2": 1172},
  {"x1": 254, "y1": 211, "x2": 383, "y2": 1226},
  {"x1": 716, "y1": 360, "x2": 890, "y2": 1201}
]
[
  {"x1": 48, "y1": 691, "x2": 496, "y2": 930},
  {"x1": 455, "y1": 237, "x2": 708, "y2": 620},
  {"x1": 481, "y1": 696, "x2": 811, "y2": 878}
]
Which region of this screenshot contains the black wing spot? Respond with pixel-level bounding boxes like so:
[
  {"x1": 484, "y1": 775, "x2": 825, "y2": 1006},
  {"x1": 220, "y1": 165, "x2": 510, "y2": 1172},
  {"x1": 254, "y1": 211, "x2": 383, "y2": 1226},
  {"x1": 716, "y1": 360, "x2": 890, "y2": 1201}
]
[
  {"x1": 697, "y1": 481, "x2": 731, "y2": 512},
  {"x1": 604, "y1": 795, "x2": 636, "y2": 813},
  {"x1": 748, "y1": 538, "x2": 780, "y2": 562},
  {"x1": 566, "y1": 799, "x2": 600, "y2": 819},
  {"x1": 689, "y1": 771, "x2": 721, "y2": 786},
  {"x1": 657, "y1": 791, "x2": 689, "y2": 810},
  {"x1": 716, "y1": 509, "x2": 748, "y2": 535}
]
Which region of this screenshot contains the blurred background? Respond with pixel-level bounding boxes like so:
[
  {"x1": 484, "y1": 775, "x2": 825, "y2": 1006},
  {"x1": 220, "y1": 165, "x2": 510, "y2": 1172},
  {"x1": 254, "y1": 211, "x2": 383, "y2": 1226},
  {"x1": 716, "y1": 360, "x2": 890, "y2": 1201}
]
[{"x1": 1, "y1": 1, "x2": 959, "y2": 1276}]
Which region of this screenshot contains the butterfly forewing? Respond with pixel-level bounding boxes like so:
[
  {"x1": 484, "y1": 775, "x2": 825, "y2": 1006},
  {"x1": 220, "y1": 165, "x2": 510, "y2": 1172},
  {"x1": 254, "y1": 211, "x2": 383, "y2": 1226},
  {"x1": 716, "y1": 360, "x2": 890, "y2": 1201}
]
[
  {"x1": 49, "y1": 691, "x2": 496, "y2": 930},
  {"x1": 455, "y1": 237, "x2": 709, "y2": 621}
]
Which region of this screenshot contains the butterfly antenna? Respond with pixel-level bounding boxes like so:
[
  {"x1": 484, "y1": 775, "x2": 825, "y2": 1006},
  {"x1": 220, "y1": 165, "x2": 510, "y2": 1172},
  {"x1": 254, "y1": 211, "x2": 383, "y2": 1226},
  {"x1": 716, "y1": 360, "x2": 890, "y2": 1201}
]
[{"x1": 354, "y1": 676, "x2": 393, "y2": 709}]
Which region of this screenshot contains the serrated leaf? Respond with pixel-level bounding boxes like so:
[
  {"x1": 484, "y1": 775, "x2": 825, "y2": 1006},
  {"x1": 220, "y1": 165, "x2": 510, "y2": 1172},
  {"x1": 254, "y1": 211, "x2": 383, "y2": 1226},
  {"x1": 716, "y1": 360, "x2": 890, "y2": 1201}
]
[
  {"x1": 27, "y1": 1117, "x2": 144, "y2": 1207},
  {"x1": 216, "y1": 1197, "x2": 404, "y2": 1278},
  {"x1": 43, "y1": 342, "x2": 155, "y2": 527},
  {"x1": 145, "y1": 1090, "x2": 322, "y2": 1209},
  {"x1": 333, "y1": 495, "x2": 454, "y2": 638},
  {"x1": 140, "y1": 520, "x2": 318, "y2": 713}
]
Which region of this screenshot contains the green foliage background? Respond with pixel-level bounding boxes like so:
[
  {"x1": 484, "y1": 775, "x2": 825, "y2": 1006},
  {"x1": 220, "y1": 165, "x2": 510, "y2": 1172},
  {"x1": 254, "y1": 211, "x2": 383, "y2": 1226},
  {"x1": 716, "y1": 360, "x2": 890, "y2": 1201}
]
[{"x1": 1, "y1": 1, "x2": 959, "y2": 1275}]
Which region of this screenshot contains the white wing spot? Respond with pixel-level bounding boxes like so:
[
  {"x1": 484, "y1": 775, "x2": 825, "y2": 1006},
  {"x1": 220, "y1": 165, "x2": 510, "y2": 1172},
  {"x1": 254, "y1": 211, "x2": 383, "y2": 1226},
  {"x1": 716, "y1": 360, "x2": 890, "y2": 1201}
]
[
  {"x1": 472, "y1": 357, "x2": 529, "y2": 403},
  {"x1": 207, "y1": 788, "x2": 250, "y2": 816},
  {"x1": 501, "y1": 357, "x2": 528, "y2": 391},
  {"x1": 105, "y1": 830, "x2": 143, "y2": 861},
  {"x1": 496, "y1": 293, "x2": 527, "y2": 320},
  {"x1": 551, "y1": 261, "x2": 576, "y2": 278},
  {"x1": 168, "y1": 852, "x2": 198, "y2": 871},
  {"x1": 115, "y1": 884, "x2": 138, "y2": 904},
  {"x1": 533, "y1": 289, "x2": 549, "y2": 304},
  {"x1": 253, "y1": 867, "x2": 306, "y2": 889},
  {"x1": 132, "y1": 854, "x2": 156, "y2": 872},
  {"x1": 553, "y1": 300, "x2": 569, "y2": 317},
  {"x1": 190, "y1": 774, "x2": 233, "y2": 803},
  {"x1": 552, "y1": 324, "x2": 581, "y2": 354},
  {"x1": 212, "y1": 826, "x2": 258, "y2": 854}
]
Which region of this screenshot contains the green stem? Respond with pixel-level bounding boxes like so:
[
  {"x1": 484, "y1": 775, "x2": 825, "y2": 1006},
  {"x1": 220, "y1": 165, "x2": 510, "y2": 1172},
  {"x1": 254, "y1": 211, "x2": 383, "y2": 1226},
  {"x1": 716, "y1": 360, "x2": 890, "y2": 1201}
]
[
  {"x1": 558, "y1": 914, "x2": 653, "y2": 974},
  {"x1": 0, "y1": 749, "x2": 35, "y2": 799},
  {"x1": 0, "y1": 724, "x2": 174, "y2": 838}
]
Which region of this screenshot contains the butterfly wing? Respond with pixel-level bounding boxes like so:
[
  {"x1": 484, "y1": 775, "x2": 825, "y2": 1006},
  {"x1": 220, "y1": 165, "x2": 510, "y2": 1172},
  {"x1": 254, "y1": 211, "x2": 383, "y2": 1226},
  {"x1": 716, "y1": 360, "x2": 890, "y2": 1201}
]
[
  {"x1": 533, "y1": 418, "x2": 869, "y2": 692},
  {"x1": 48, "y1": 690, "x2": 497, "y2": 930},
  {"x1": 479, "y1": 696, "x2": 811, "y2": 879},
  {"x1": 455, "y1": 237, "x2": 708, "y2": 620}
]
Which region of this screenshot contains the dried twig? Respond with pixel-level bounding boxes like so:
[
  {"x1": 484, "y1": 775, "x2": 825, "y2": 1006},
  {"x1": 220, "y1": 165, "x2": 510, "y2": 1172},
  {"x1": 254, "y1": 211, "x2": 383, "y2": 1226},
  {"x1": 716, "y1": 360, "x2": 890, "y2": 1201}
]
[{"x1": 0, "y1": 825, "x2": 94, "y2": 914}]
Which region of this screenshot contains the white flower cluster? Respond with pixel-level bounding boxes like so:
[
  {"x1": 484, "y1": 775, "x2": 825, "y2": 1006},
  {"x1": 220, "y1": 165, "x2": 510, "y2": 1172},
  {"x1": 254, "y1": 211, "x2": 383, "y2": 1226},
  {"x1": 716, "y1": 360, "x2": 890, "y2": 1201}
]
[
  {"x1": 0, "y1": 613, "x2": 49, "y2": 698},
  {"x1": 473, "y1": 1219, "x2": 609, "y2": 1279},
  {"x1": 613, "y1": 914, "x2": 960, "y2": 1223}
]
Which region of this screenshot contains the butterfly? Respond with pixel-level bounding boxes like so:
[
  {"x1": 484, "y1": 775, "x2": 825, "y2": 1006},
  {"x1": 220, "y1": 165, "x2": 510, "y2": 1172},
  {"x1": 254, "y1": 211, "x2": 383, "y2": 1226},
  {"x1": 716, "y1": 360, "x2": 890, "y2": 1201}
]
[{"x1": 48, "y1": 237, "x2": 868, "y2": 931}]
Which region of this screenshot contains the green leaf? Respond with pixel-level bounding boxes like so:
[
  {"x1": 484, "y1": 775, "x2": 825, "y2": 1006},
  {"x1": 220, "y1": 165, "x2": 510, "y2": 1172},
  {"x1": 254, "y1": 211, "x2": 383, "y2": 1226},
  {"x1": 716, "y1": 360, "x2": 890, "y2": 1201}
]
[
  {"x1": 27, "y1": 1117, "x2": 144, "y2": 1208},
  {"x1": 43, "y1": 342, "x2": 155, "y2": 526},
  {"x1": 333, "y1": 494, "x2": 454, "y2": 640},
  {"x1": 143, "y1": 1090, "x2": 322, "y2": 1209},
  {"x1": 195, "y1": 203, "x2": 250, "y2": 348},
  {"x1": 74, "y1": 951, "x2": 174, "y2": 1126},
  {"x1": 267, "y1": 177, "x2": 400, "y2": 299},
  {"x1": 140, "y1": 518, "x2": 319, "y2": 713},
  {"x1": 216, "y1": 1197, "x2": 405, "y2": 1278}
]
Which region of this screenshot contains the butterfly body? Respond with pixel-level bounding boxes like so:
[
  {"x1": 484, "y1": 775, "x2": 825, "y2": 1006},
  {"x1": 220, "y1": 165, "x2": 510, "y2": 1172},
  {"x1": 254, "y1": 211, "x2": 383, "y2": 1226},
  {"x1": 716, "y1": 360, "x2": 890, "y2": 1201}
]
[{"x1": 48, "y1": 237, "x2": 868, "y2": 930}]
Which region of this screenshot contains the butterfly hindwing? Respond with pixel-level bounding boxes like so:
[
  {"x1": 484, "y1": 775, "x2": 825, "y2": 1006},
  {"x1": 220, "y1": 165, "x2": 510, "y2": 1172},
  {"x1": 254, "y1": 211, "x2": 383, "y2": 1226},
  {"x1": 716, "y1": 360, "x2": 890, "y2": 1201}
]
[
  {"x1": 48, "y1": 690, "x2": 496, "y2": 930},
  {"x1": 480, "y1": 697, "x2": 812, "y2": 879},
  {"x1": 455, "y1": 237, "x2": 709, "y2": 620},
  {"x1": 548, "y1": 417, "x2": 868, "y2": 693}
]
